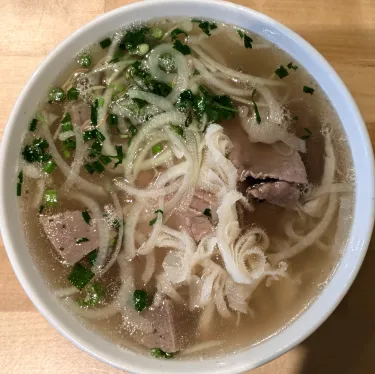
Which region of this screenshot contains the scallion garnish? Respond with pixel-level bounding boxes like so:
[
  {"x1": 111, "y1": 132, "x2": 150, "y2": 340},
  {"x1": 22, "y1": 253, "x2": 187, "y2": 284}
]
[
  {"x1": 275, "y1": 65, "x2": 289, "y2": 79},
  {"x1": 16, "y1": 171, "x2": 23, "y2": 197},
  {"x1": 149, "y1": 217, "x2": 157, "y2": 226},
  {"x1": 99, "y1": 38, "x2": 112, "y2": 49},
  {"x1": 84, "y1": 163, "x2": 95, "y2": 175},
  {"x1": 67, "y1": 87, "x2": 79, "y2": 100},
  {"x1": 91, "y1": 98, "x2": 99, "y2": 126},
  {"x1": 203, "y1": 208, "x2": 212, "y2": 219},
  {"x1": 150, "y1": 348, "x2": 175, "y2": 359},
  {"x1": 99, "y1": 155, "x2": 112, "y2": 165},
  {"x1": 287, "y1": 62, "x2": 298, "y2": 70},
  {"x1": 303, "y1": 85, "x2": 315, "y2": 95},
  {"x1": 173, "y1": 40, "x2": 191, "y2": 55},
  {"x1": 152, "y1": 144, "x2": 163, "y2": 155},
  {"x1": 107, "y1": 113, "x2": 118, "y2": 126},
  {"x1": 251, "y1": 89, "x2": 261, "y2": 124},
  {"x1": 82, "y1": 210, "x2": 91, "y2": 225},
  {"x1": 49, "y1": 87, "x2": 65, "y2": 103},
  {"x1": 76, "y1": 237, "x2": 89, "y2": 244},
  {"x1": 86, "y1": 249, "x2": 98, "y2": 266},
  {"x1": 77, "y1": 282, "x2": 105, "y2": 307},
  {"x1": 300, "y1": 127, "x2": 312, "y2": 140},
  {"x1": 44, "y1": 189, "x2": 58, "y2": 206},
  {"x1": 133, "y1": 289, "x2": 149, "y2": 312},
  {"x1": 151, "y1": 27, "x2": 164, "y2": 39},
  {"x1": 67, "y1": 263, "x2": 94, "y2": 290},
  {"x1": 39, "y1": 204, "x2": 45, "y2": 214},
  {"x1": 78, "y1": 54, "x2": 92, "y2": 68},
  {"x1": 92, "y1": 160, "x2": 105, "y2": 173},
  {"x1": 43, "y1": 159, "x2": 57, "y2": 174},
  {"x1": 29, "y1": 118, "x2": 38, "y2": 132},
  {"x1": 22, "y1": 138, "x2": 50, "y2": 163},
  {"x1": 155, "y1": 209, "x2": 164, "y2": 215}
]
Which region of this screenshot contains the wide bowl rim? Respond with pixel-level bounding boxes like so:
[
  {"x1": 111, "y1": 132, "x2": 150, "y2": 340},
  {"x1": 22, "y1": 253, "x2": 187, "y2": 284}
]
[{"x1": 0, "y1": 0, "x2": 374, "y2": 373}]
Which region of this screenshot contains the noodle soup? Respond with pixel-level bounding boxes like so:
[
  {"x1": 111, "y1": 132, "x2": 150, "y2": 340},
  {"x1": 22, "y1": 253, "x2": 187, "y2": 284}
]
[{"x1": 17, "y1": 18, "x2": 353, "y2": 359}]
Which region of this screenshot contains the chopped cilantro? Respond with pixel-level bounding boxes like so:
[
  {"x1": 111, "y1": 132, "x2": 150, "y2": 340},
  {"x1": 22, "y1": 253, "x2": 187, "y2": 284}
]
[
  {"x1": 67, "y1": 87, "x2": 79, "y2": 100},
  {"x1": 133, "y1": 289, "x2": 149, "y2": 312},
  {"x1": 171, "y1": 28, "x2": 188, "y2": 40},
  {"x1": 303, "y1": 86, "x2": 315, "y2": 95},
  {"x1": 173, "y1": 40, "x2": 191, "y2": 55},
  {"x1": 287, "y1": 62, "x2": 298, "y2": 70},
  {"x1": 29, "y1": 118, "x2": 38, "y2": 132},
  {"x1": 91, "y1": 98, "x2": 99, "y2": 125},
  {"x1": 68, "y1": 263, "x2": 94, "y2": 290},
  {"x1": 99, "y1": 38, "x2": 111, "y2": 49},
  {"x1": 275, "y1": 65, "x2": 289, "y2": 79}
]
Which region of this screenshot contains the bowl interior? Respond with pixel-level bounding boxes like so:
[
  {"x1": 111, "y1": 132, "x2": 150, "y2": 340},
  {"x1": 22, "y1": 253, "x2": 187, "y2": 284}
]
[{"x1": 0, "y1": 1, "x2": 374, "y2": 373}]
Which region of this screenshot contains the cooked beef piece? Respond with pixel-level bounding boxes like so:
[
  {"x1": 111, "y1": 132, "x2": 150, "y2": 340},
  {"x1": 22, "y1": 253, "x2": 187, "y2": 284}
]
[
  {"x1": 173, "y1": 190, "x2": 216, "y2": 242},
  {"x1": 247, "y1": 181, "x2": 301, "y2": 207},
  {"x1": 136, "y1": 299, "x2": 180, "y2": 352},
  {"x1": 68, "y1": 102, "x2": 90, "y2": 127},
  {"x1": 40, "y1": 209, "x2": 116, "y2": 264}
]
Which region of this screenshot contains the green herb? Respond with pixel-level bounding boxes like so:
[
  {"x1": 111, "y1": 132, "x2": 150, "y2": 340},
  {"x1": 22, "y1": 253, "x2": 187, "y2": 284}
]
[
  {"x1": 99, "y1": 154, "x2": 112, "y2": 165},
  {"x1": 77, "y1": 282, "x2": 105, "y2": 307},
  {"x1": 39, "y1": 204, "x2": 45, "y2": 214},
  {"x1": 99, "y1": 38, "x2": 112, "y2": 49},
  {"x1": 195, "y1": 20, "x2": 217, "y2": 36},
  {"x1": 127, "y1": 125, "x2": 138, "y2": 145},
  {"x1": 61, "y1": 113, "x2": 73, "y2": 132},
  {"x1": 149, "y1": 217, "x2": 157, "y2": 226},
  {"x1": 251, "y1": 89, "x2": 261, "y2": 124},
  {"x1": 92, "y1": 160, "x2": 105, "y2": 173},
  {"x1": 155, "y1": 209, "x2": 164, "y2": 215},
  {"x1": 44, "y1": 189, "x2": 58, "y2": 206},
  {"x1": 133, "y1": 289, "x2": 149, "y2": 312},
  {"x1": 303, "y1": 85, "x2": 315, "y2": 95},
  {"x1": 152, "y1": 143, "x2": 163, "y2": 155},
  {"x1": 22, "y1": 138, "x2": 50, "y2": 163},
  {"x1": 203, "y1": 208, "x2": 212, "y2": 218},
  {"x1": 133, "y1": 98, "x2": 148, "y2": 109},
  {"x1": 91, "y1": 98, "x2": 99, "y2": 125},
  {"x1": 170, "y1": 124, "x2": 184, "y2": 137},
  {"x1": 83, "y1": 128, "x2": 105, "y2": 142},
  {"x1": 62, "y1": 138, "x2": 76, "y2": 159},
  {"x1": 98, "y1": 97, "x2": 104, "y2": 107},
  {"x1": 193, "y1": 69, "x2": 200, "y2": 76},
  {"x1": 43, "y1": 159, "x2": 57, "y2": 174},
  {"x1": 78, "y1": 54, "x2": 92, "y2": 68},
  {"x1": 300, "y1": 127, "x2": 312, "y2": 140},
  {"x1": 173, "y1": 40, "x2": 191, "y2": 55},
  {"x1": 86, "y1": 249, "x2": 98, "y2": 266},
  {"x1": 109, "y1": 145, "x2": 124, "y2": 168},
  {"x1": 29, "y1": 118, "x2": 38, "y2": 132},
  {"x1": 84, "y1": 163, "x2": 95, "y2": 174},
  {"x1": 171, "y1": 28, "x2": 188, "y2": 40},
  {"x1": 107, "y1": 113, "x2": 118, "y2": 126},
  {"x1": 243, "y1": 34, "x2": 253, "y2": 49},
  {"x1": 68, "y1": 263, "x2": 94, "y2": 290},
  {"x1": 82, "y1": 210, "x2": 91, "y2": 225},
  {"x1": 120, "y1": 27, "x2": 149, "y2": 50},
  {"x1": 49, "y1": 87, "x2": 65, "y2": 103},
  {"x1": 150, "y1": 348, "x2": 175, "y2": 359},
  {"x1": 237, "y1": 29, "x2": 244, "y2": 38},
  {"x1": 16, "y1": 171, "x2": 23, "y2": 197},
  {"x1": 90, "y1": 140, "x2": 103, "y2": 155},
  {"x1": 176, "y1": 89, "x2": 194, "y2": 111},
  {"x1": 76, "y1": 237, "x2": 89, "y2": 244},
  {"x1": 287, "y1": 62, "x2": 298, "y2": 70},
  {"x1": 275, "y1": 65, "x2": 289, "y2": 79},
  {"x1": 67, "y1": 87, "x2": 79, "y2": 100},
  {"x1": 151, "y1": 27, "x2": 164, "y2": 39}
]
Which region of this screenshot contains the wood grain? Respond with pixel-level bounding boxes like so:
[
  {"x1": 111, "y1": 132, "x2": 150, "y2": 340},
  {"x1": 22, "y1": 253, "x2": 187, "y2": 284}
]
[{"x1": 1, "y1": 0, "x2": 375, "y2": 373}]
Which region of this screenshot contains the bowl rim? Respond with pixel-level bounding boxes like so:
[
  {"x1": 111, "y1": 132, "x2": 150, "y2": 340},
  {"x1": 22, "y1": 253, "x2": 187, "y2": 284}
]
[{"x1": 0, "y1": 0, "x2": 374, "y2": 373}]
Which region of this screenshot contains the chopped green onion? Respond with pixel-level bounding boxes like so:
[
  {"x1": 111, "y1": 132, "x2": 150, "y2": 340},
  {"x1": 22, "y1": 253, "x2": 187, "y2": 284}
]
[
  {"x1": 29, "y1": 118, "x2": 38, "y2": 132},
  {"x1": 91, "y1": 98, "x2": 99, "y2": 126},
  {"x1": 49, "y1": 87, "x2": 65, "y2": 102},
  {"x1": 133, "y1": 289, "x2": 149, "y2": 312},
  {"x1": 84, "y1": 163, "x2": 95, "y2": 174},
  {"x1": 193, "y1": 69, "x2": 200, "y2": 76},
  {"x1": 92, "y1": 160, "x2": 105, "y2": 173},
  {"x1": 67, "y1": 263, "x2": 94, "y2": 290},
  {"x1": 170, "y1": 124, "x2": 184, "y2": 137},
  {"x1": 173, "y1": 40, "x2": 191, "y2": 55},
  {"x1": 275, "y1": 65, "x2": 289, "y2": 79},
  {"x1": 99, "y1": 154, "x2": 112, "y2": 165},
  {"x1": 150, "y1": 348, "x2": 175, "y2": 359},
  {"x1": 303, "y1": 85, "x2": 315, "y2": 95},
  {"x1": 16, "y1": 171, "x2": 23, "y2": 197},
  {"x1": 111, "y1": 145, "x2": 124, "y2": 168},
  {"x1": 138, "y1": 43, "x2": 150, "y2": 56},
  {"x1": 78, "y1": 54, "x2": 92, "y2": 68},
  {"x1": 76, "y1": 237, "x2": 89, "y2": 244},
  {"x1": 22, "y1": 138, "x2": 50, "y2": 163},
  {"x1": 99, "y1": 38, "x2": 112, "y2": 49},
  {"x1": 82, "y1": 210, "x2": 91, "y2": 225},
  {"x1": 151, "y1": 27, "x2": 164, "y2": 39},
  {"x1": 251, "y1": 89, "x2": 261, "y2": 124},
  {"x1": 98, "y1": 97, "x2": 105, "y2": 107},
  {"x1": 155, "y1": 209, "x2": 164, "y2": 215},
  {"x1": 39, "y1": 204, "x2": 45, "y2": 214},
  {"x1": 107, "y1": 113, "x2": 118, "y2": 126},
  {"x1": 243, "y1": 34, "x2": 253, "y2": 49},
  {"x1": 67, "y1": 87, "x2": 79, "y2": 100},
  {"x1": 43, "y1": 159, "x2": 57, "y2": 174},
  {"x1": 203, "y1": 208, "x2": 212, "y2": 218},
  {"x1": 287, "y1": 62, "x2": 298, "y2": 70},
  {"x1": 152, "y1": 144, "x2": 163, "y2": 155},
  {"x1": 44, "y1": 189, "x2": 58, "y2": 206},
  {"x1": 77, "y1": 282, "x2": 105, "y2": 307},
  {"x1": 300, "y1": 127, "x2": 312, "y2": 140},
  {"x1": 83, "y1": 128, "x2": 105, "y2": 142},
  {"x1": 86, "y1": 249, "x2": 98, "y2": 266}
]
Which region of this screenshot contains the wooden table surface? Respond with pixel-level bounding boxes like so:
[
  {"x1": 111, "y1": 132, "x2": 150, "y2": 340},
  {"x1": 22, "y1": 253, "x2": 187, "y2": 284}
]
[{"x1": 1, "y1": 0, "x2": 375, "y2": 373}]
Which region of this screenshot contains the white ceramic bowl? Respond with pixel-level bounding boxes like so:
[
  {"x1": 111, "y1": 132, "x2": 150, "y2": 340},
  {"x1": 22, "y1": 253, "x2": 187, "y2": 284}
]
[{"x1": 0, "y1": 1, "x2": 374, "y2": 373}]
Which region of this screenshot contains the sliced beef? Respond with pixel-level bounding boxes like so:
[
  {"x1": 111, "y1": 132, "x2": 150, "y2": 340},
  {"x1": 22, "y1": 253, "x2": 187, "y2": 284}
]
[
  {"x1": 39, "y1": 210, "x2": 116, "y2": 265},
  {"x1": 68, "y1": 102, "x2": 91, "y2": 127},
  {"x1": 247, "y1": 181, "x2": 301, "y2": 207},
  {"x1": 173, "y1": 190, "x2": 216, "y2": 242},
  {"x1": 136, "y1": 299, "x2": 180, "y2": 352}
]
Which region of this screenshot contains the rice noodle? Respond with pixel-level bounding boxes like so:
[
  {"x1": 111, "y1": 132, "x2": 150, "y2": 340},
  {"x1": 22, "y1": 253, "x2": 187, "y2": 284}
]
[
  {"x1": 128, "y1": 89, "x2": 175, "y2": 112},
  {"x1": 180, "y1": 340, "x2": 224, "y2": 356},
  {"x1": 32, "y1": 179, "x2": 45, "y2": 209},
  {"x1": 142, "y1": 251, "x2": 156, "y2": 284}
]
